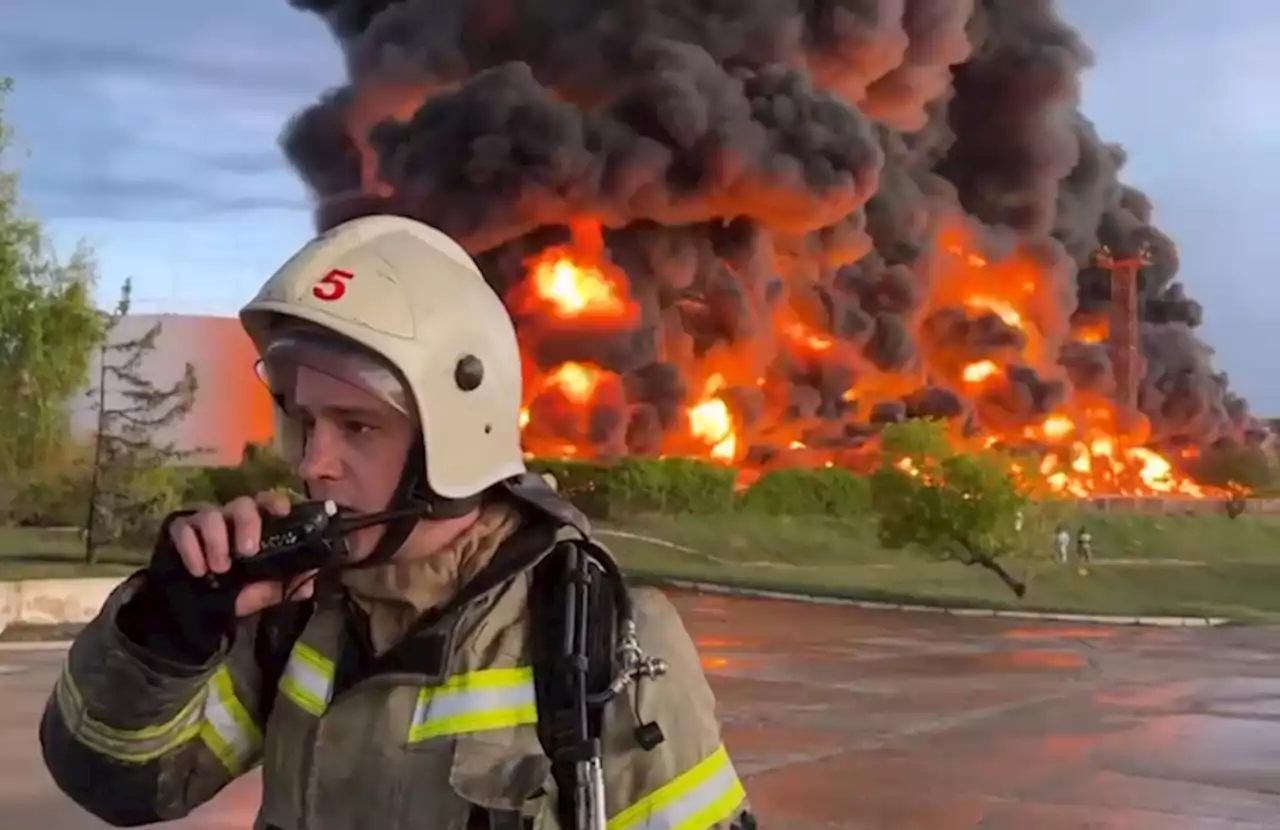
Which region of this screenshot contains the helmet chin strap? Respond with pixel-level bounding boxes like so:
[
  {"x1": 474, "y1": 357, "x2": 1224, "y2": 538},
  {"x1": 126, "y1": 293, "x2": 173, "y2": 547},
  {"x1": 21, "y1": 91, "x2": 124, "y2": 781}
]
[{"x1": 323, "y1": 437, "x2": 482, "y2": 570}]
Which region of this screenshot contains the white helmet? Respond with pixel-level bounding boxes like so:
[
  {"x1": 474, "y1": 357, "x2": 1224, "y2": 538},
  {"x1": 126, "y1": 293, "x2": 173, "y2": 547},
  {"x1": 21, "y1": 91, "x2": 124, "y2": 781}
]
[{"x1": 239, "y1": 214, "x2": 527, "y2": 502}]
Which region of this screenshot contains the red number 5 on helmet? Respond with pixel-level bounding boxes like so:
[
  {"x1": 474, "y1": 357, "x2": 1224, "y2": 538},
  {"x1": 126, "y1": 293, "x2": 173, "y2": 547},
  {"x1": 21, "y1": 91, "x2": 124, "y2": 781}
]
[{"x1": 312, "y1": 268, "x2": 354, "y2": 301}]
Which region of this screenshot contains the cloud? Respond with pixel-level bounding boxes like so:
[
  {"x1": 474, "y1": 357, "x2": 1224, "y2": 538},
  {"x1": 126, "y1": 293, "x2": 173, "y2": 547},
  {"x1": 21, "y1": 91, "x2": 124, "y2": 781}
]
[
  {"x1": 25, "y1": 171, "x2": 309, "y2": 222},
  {"x1": 196, "y1": 149, "x2": 292, "y2": 175},
  {"x1": 0, "y1": 34, "x2": 321, "y2": 97},
  {"x1": 1, "y1": 0, "x2": 340, "y2": 94},
  {"x1": 0, "y1": 0, "x2": 344, "y2": 223}
]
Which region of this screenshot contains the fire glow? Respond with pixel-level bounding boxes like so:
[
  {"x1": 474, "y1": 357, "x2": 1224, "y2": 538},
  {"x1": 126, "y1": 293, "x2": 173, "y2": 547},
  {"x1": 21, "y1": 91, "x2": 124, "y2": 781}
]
[{"x1": 516, "y1": 220, "x2": 1217, "y2": 498}]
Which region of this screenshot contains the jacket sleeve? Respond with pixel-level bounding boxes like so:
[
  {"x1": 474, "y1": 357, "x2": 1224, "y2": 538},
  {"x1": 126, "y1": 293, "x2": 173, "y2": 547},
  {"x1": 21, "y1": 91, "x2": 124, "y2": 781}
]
[
  {"x1": 39, "y1": 574, "x2": 267, "y2": 827},
  {"x1": 599, "y1": 586, "x2": 756, "y2": 830}
]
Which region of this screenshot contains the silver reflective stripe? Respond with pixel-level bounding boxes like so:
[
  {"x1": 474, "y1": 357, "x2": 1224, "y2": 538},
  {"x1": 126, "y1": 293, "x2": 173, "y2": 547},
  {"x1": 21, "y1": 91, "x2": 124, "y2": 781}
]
[
  {"x1": 608, "y1": 746, "x2": 747, "y2": 830},
  {"x1": 407, "y1": 666, "x2": 538, "y2": 742},
  {"x1": 279, "y1": 643, "x2": 334, "y2": 716}
]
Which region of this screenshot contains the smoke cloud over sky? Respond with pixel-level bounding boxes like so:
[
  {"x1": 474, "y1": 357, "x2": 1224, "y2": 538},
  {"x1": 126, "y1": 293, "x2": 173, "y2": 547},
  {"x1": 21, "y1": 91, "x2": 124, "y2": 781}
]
[{"x1": 1, "y1": 0, "x2": 1278, "y2": 415}]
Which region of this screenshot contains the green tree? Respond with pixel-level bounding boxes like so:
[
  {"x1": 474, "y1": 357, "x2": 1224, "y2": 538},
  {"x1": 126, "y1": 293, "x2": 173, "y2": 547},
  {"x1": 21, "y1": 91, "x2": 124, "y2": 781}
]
[
  {"x1": 869, "y1": 419, "x2": 1032, "y2": 596},
  {"x1": 0, "y1": 77, "x2": 104, "y2": 516},
  {"x1": 84, "y1": 278, "x2": 199, "y2": 561},
  {"x1": 1187, "y1": 444, "x2": 1275, "y2": 493}
]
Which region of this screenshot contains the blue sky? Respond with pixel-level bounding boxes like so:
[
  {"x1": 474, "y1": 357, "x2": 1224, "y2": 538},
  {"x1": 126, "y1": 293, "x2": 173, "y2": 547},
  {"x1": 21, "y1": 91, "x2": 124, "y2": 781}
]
[{"x1": 3, "y1": 1, "x2": 1279, "y2": 412}]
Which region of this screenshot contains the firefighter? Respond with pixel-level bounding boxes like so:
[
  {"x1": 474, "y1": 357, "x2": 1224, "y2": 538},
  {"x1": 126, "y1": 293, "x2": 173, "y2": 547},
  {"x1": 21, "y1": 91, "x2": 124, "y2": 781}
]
[{"x1": 40, "y1": 215, "x2": 756, "y2": 830}]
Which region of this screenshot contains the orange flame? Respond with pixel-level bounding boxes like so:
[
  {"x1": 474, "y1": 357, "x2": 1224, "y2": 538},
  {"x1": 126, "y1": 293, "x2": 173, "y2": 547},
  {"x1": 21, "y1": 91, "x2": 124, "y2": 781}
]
[
  {"x1": 330, "y1": 82, "x2": 1226, "y2": 499},
  {"x1": 511, "y1": 218, "x2": 638, "y2": 327},
  {"x1": 531, "y1": 253, "x2": 627, "y2": 318},
  {"x1": 511, "y1": 217, "x2": 1223, "y2": 498},
  {"x1": 963, "y1": 360, "x2": 1000, "y2": 384},
  {"x1": 688, "y1": 375, "x2": 738, "y2": 462}
]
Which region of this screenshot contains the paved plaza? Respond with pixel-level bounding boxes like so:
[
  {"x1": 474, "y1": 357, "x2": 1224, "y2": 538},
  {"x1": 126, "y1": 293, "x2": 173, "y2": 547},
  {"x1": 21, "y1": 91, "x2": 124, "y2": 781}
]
[{"x1": 3, "y1": 592, "x2": 1279, "y2": 828}]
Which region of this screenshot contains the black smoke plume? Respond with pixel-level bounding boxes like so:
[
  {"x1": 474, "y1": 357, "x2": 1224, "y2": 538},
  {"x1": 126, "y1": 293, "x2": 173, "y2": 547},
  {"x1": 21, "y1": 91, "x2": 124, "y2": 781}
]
[{"x1": 280, "y1": 0, "x2": 1267, "y2": 463}]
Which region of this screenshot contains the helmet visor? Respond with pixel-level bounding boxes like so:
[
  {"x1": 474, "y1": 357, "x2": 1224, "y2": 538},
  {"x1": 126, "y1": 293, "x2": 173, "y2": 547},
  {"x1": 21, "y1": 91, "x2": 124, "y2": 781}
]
[{"x1": 256, "y1": 325, "x2": 411, "y2": 419}]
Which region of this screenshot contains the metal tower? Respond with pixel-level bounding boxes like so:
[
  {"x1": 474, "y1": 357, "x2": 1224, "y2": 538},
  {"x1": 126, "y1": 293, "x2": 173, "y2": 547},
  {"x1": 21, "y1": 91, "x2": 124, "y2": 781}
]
[{"x1": 1094, "y1": 242, "x2": 1151, "y2": 436}]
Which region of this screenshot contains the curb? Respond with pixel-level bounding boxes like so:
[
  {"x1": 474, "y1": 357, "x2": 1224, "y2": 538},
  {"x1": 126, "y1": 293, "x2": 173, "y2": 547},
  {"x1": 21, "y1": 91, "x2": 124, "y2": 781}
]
[
  {"x1": 0, "y1": 576, "x2": 126, "y2": 634},
  {"x1": 0, "y1": 574, "x2": 1233, "y2": 633},
  {"x1": 652, "y1": 578, "x2": 1231, "y2": 627},
  {"x1": 0, "y1": 639, "x2": 73, "y2": 651}
]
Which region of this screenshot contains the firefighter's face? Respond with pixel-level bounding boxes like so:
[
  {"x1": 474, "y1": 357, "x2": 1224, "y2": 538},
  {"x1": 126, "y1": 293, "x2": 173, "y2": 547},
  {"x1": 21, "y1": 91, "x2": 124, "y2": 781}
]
[{"x1": 291, "y1": 363, "x2": 414, "y2": 561}]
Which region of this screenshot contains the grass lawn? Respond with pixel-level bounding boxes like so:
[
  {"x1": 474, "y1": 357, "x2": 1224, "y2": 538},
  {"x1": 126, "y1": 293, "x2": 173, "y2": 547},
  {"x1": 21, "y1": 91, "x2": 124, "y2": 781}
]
[
  {"x1": 3, "y1": 509, "x2": 1280, "y2": 621},
  {"x1": 0, "y1": 526, "x2": 144, "y2": 579},
  {"x1": 597, "y1": 511, "x2": 1280, "y2": 622}
]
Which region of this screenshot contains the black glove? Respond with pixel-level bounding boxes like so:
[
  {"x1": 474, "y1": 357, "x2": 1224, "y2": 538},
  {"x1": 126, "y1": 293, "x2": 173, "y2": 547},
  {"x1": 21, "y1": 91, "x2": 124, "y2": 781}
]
[{"x1": 116, "y1": 511, "x2": 240, "y2": 666}]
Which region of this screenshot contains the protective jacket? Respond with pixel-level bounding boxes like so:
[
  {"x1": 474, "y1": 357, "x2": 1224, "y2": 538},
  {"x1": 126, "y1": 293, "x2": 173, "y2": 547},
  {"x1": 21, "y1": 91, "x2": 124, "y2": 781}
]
[{"x1": 39, "y1": 497, "x2": 753, "y2": 829}]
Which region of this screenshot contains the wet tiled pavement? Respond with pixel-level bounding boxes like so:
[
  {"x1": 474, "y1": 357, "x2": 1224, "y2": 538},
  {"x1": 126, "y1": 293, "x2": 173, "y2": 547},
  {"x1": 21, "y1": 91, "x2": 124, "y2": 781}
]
[
  {"x1": 687, "y1": 594, "x2": 1280, "y2": 828},
  {"x1": 4, "y1": 591, "x2": 1279, "y2": 828}
]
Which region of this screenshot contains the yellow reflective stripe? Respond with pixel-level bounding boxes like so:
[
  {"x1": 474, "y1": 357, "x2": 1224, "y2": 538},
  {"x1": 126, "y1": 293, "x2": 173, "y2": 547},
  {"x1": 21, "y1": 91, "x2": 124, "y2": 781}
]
[
  {"x1": 55, "y1": 664, "x2": 204, "y2": 762},
  {"x1": 407, "y1": 666, "x2": 538, "y2": 743},
  {"x1": 607, "y1": 745, "x2": 747, "y2": 830},
  {"x1": 197, "y1": 665, "x2": 264, "y2": 774},
  {"x1": 279, "y1": 643, "x2": 334, "y2": 716},
  {"x1": 55, "y1": 662, "x2": 262, "y2": 769},
  {"x1": 58, "y1": 664, "x2": 197, "y2": 739}
]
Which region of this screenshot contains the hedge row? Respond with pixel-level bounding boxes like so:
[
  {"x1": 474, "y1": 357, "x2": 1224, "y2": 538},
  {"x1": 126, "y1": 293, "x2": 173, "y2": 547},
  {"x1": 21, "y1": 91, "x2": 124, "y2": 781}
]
[
  {"x1": 176, "y1": 456, "x2": 873, "y2": 520},
  {"x1": 527, "y1": 458, "x2": 871, "y2": 519},
  {"x1": 17, "y1": 454, "x2": 870, "y2": 528}
]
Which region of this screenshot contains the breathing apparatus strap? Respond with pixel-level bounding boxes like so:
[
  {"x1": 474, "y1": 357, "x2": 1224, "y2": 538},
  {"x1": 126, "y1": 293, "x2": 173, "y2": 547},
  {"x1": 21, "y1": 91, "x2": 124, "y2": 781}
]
[{"x1": 528, "y1": 538, "x2": 618, "y2": 830}]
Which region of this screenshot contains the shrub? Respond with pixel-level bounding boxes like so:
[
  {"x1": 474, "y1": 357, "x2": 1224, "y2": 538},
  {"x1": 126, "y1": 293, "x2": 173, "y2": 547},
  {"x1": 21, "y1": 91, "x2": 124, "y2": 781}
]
[
  {"x1": 185, "y1": 442, "x2": 300, "y2": 504},
  {"x1": 11, "y1": 450, "x2": 94, "y2": 528},
  {"x1": 525, "y1": 458, "x2": 614, "y2": 518},
  {"x1": 94, "y1": 464, "x2": 198, "y2": 550},
  {"x1": 527, "y1": 457, "x2": 736, "y2": 518},
  {"x1": 738, "y1": 466, "x2": 871, "y2": 516},
  {"x1": 606, "y1": 457, "x2": 736, "y2": 514},
  {"x1": 9, "y1": 440, "x2": 206, "y2": 551}
]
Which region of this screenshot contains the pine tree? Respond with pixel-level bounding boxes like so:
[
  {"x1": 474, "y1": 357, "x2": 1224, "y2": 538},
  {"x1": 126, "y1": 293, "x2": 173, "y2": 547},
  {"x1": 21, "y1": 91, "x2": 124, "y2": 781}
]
[{"x1": 84, "y1": 278, "x2": 198, "y2": 562}]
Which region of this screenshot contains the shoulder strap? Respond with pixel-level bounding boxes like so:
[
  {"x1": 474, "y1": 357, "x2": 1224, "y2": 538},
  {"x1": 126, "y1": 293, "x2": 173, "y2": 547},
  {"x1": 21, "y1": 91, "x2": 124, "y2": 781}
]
[
  {"x1": 527, "y1": 536, "x2": 620, "y2": 826},
  {"x1": 253, "y1": 599, "x2": 315, "y2": 721}
]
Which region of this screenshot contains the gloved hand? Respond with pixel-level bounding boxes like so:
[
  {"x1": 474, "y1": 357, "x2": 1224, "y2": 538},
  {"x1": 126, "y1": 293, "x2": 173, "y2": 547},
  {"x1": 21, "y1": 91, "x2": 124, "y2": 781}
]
[
  {"x1": 128, "y1": 510, "x2": 241, "y2": 662},
  {"x1": 117, "y1": 492, "x2": 318, "y2": 665}
]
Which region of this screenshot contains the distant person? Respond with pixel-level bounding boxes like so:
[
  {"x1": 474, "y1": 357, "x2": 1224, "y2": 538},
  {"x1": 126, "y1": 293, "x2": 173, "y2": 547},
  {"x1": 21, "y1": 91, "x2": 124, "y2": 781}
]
[
  {"x1": 1076, "y1": 526, "x2": 1094, "y2": 563},
  {"x1": 38, "y1": 215, "x2": 755, "y2": 829},
  {"x1": 1053, "y1": 525, "x2": 1071, "y2": 564}
]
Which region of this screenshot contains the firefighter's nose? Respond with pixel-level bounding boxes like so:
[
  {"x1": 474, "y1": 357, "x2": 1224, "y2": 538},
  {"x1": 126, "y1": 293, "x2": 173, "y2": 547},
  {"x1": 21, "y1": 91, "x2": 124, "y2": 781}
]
[{"x1": 298, "y1": 422, "x2": 343, "y2": 481}]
